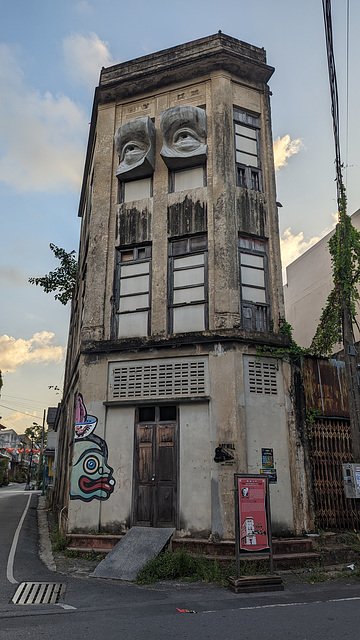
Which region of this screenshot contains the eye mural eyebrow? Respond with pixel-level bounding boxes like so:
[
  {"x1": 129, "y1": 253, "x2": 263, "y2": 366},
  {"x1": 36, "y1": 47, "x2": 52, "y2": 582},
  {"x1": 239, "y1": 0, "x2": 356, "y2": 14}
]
[{"x1": 74, "y1": 447, "x2": 102, "y2": 467}]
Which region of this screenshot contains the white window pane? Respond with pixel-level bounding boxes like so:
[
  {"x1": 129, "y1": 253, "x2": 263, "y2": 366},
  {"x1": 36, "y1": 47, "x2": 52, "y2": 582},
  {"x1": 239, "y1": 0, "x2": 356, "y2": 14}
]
[
  {"x1": 236, "y1": 151, "x2": 259, "y2": 167},
  {"x1": 124, "y1": 178, "x2": 151, "y2": 202},
  {"x1": 174, "y1": 167, "x2": 204, "y2": 191},
  {"x1": 121, "y1": 274, "x2": 149, "y2": 295},
  {"x1": 173, "y1": 304, "x2": 205, "y2": 333},
  {"x1": 240, "y1": 253, "x2": 264, "y2": 268},
  {"x1": 118, "y1": 311, "x2": 148, "y2": 337},
  {"x1": 235, "y1": 124, "x2": 256, "y2": 138},
  {"x1": 174, "y1": 254, "x2": 204, "y2": 268},
  {"x1": 242, "y1": 285, "x2": 266, "y2": 304},
  {"x1": 173, "y1": 286, "x2": 205, "y2": 304},
  {"x1": 119, "y1": 293, "x2": 149, "y2": 312},
  {"x1": 121, "y1": 262, "x2": 149, "y2": 276},
  {"x1": 236, "y1": 135, "x2": 257, "y2": 155},
  {"x1": 174, "y1": 266, "x2": 204, "y2": 287},
  {"x1": 241, "y1": 266, "x2": 265, "y2": 287}
]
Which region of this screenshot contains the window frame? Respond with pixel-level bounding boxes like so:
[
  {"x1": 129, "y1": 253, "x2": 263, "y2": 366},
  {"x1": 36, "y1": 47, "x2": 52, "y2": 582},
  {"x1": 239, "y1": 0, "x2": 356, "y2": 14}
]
[
  {"x1": 168, "y1": 166, "x2": 207, "y2": 193},
  {"x1": 114, "y1": 244, "x2": 152, "y2": 338},
  {"x1": 238, "y1": 235, "x2": 270, "y2": 331},
  {"x1": 168, "y1": 234, "x2": 208, "y2": 334},
  {"x1": 233, "y1": 108, "x2": 263, "y2": 192}
]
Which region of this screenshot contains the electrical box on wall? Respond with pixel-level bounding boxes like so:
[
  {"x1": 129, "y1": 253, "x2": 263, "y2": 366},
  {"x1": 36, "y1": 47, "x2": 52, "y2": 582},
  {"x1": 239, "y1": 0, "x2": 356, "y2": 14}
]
[{"x1": 342, "y1": 463, "x2": 360, "y2": 498}]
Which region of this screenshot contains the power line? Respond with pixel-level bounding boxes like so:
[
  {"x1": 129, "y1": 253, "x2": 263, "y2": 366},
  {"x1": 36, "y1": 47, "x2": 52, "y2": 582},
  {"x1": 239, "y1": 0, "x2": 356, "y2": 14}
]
[{"x1": 0, "y1": 403, "x2": 43, "y2": 419}]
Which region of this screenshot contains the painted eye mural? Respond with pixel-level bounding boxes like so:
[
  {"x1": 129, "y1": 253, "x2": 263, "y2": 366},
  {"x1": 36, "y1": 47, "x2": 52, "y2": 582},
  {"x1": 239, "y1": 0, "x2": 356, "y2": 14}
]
[{"x1": 70, "y1": 394, "x2": 115, "y2": 502}]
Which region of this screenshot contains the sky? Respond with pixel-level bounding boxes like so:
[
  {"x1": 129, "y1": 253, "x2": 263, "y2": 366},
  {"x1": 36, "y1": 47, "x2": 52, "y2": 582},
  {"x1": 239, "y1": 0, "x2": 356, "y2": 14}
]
[{"x1": 0, "y1": 0, "x2": 359, "y2": 434}]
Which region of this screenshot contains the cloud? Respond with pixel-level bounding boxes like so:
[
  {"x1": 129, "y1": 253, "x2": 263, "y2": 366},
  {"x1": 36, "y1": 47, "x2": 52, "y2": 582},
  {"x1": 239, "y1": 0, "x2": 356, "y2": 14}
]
[
  {"x1": 0, "y1": 44, "x2": 88, "y2": 192},
  {"x1": 280, "y1": 228, "x2": 320, "y2": 276},
  {"x1": 273, "y1": 134, "x2": 304, "y2": 171},
  {"x1": 0, "y1": 331, "x2": 64, "y2": 372},
  {"x1": 0, "y1": 266, "x2": 25, "y2": 287},
  {"x1": 281, "y1": 214, "x2": 338, "y2": 281},
  {"x1": 75, "y1": 1, "x2": 94, "y2": 14},
  {"x1": 63, "y1": 32, "x2": 114, "y2": 88}
]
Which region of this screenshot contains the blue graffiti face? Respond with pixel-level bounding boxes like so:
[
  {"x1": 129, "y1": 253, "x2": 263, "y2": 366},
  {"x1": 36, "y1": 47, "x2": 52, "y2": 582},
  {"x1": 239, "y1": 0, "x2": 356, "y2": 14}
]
[{"x1": 70, "y1": 440, "x2": 115, "y2": 502}]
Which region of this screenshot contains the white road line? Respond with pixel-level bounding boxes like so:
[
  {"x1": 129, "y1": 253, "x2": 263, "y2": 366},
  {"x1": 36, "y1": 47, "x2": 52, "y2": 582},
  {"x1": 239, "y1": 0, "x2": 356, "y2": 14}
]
[
  {"x1": 202, "y1": 596, "x2": 360, "y2": 614},
  {"x1": 6, "y1": 494, "x2": 32, "y2": 584}
]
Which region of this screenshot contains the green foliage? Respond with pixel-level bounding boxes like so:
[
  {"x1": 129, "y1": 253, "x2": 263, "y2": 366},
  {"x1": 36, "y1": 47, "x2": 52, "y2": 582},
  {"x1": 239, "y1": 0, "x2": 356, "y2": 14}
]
[
  {"x1": 257, "y1": 320, "x2": 308, "y2": 361},
  {"x1": 28, "y1": 243, "x2": 77, "y2": 305},
  {"x1": 25, "y1": 423, "x2": 47, "y2": 447},
  {"x1": 51, "y1": 527, "x2": 68, "y2": 552},
  {"x1": 136, "y1": 550, "x2": 233, "y2": 585},
  {"x1": 306, "y1": 408, "x2": 322, "y2": 440},
  {"x1": 311, "y1": 188, "x2": 360, "y2": 356},
  {"x1": 0, "y1": 458, "x2": 9, "y2": 487}
]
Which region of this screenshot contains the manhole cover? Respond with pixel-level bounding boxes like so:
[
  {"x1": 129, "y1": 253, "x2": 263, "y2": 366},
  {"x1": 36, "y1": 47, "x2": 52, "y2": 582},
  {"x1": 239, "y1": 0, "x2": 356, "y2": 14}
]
[{"x1": 12, "y1": 582, "x2": 66, "y2": 605}]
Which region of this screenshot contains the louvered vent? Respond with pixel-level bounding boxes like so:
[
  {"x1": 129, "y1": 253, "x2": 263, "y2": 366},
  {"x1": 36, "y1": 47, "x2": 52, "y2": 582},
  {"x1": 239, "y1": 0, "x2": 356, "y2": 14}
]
[
  {"x1": 109, "y1": 358, "x2": 208, "y2": 401},
  {"x1": 248, "y1": 360, "x2": 277, "y2": 395}
]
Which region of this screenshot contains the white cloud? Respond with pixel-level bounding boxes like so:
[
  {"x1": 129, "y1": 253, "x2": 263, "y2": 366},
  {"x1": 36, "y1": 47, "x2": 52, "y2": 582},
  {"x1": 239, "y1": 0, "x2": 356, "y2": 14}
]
[
  {"x1": 281, "y1": 214, "x2": 338, "y2": 281},
  {"x1": 0, "y1": 266, "x2": 24, "y2": 287},
  {"x1": 63, "y1": 32, "x2": 114, "y2": 88},
  {"x1": 273, "y1": 134, "x2": 304, "y2": 171},
  {"x1": 280, "y1": 228, "x2": 320, "y2": 276},
  {"x1": 0, "y1": 44, "x2": 88, "y2": 192},
  {"x1": 75, "y1": 1, "x2": 94, "y2": 14},
  {"x1": 0, "y1": 332, "x2": 64, "y2": 373}
]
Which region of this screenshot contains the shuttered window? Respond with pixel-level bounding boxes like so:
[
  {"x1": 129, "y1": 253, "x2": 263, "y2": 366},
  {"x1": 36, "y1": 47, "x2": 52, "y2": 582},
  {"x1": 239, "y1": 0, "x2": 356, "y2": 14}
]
[
  {"x1": 234, "y1": 108, "x2": 262, "y2": 191},
  {"x1": 115, "y1": 246, "x2": 151, "y2": 338},
  {"x1": 168, "y1": 235, "x2": 208, "y2": 334},
  {"x1": 248, "y1": 359, "x2": 278, "y2": 395},
  {"x1": 108, "y1": 357, "x2": 209, "y2": 401}
]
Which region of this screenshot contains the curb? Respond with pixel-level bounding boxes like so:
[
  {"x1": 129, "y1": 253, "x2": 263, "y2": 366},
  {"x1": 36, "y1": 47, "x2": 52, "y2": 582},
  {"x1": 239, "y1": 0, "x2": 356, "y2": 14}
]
[{"x1": 37, "y1": 495, "x2": 56, "y2": 572}]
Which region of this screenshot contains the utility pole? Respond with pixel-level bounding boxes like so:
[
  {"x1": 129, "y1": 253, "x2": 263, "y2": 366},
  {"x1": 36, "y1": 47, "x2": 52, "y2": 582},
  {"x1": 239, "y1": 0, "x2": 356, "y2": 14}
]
[{"x1": 323, "y1": 0, "x2": 360, "y2": 461}]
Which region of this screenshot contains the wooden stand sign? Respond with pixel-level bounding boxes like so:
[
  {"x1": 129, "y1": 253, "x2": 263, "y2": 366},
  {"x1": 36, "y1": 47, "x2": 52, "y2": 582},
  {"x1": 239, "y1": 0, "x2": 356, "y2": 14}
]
[{"x1": 228, "y1": 474, "x2": 283, "y2": 593}]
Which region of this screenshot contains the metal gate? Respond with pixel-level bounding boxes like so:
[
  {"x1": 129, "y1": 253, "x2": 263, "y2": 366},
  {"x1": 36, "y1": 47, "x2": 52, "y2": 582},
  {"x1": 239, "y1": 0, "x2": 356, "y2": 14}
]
[{"x1": 309, "y1": 417, "x2": 360, "y2": 530}]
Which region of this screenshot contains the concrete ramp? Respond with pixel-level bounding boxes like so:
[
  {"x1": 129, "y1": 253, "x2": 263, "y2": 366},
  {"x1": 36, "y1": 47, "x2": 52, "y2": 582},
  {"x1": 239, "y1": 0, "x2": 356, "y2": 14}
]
[{"x1": 90, "y1": 526, "x2": 175, "y2": 581}]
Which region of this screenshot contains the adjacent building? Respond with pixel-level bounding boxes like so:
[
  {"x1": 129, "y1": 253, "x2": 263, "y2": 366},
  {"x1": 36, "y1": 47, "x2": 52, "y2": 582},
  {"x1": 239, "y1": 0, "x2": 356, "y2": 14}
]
[
  {"x1": 284, "y1": 209, "x2": 360, "y2": 348},
  {"x1": 53, "y1": 33, "x2": 313, "y2": 540}
]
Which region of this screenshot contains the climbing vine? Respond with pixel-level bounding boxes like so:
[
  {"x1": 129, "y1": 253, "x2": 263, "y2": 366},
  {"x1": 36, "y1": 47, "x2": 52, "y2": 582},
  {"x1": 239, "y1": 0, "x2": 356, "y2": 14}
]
[
  {"x1": 310, "y1": 187, "x2": 360, "y2": 357},
  {"x1": 257, "y1": 319, "x2": 308, "y2": 361}
]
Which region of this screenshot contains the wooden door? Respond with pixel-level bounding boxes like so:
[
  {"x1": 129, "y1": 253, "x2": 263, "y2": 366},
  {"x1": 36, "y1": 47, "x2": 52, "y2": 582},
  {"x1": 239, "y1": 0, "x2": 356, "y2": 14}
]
[{"x1": 134, "y1": 422, "x2": 177, "y2": 527}]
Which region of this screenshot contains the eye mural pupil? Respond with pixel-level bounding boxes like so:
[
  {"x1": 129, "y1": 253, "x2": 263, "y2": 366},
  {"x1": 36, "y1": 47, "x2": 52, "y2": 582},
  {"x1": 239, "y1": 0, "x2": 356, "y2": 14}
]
[{"x1": 84, "y1": 457, "x2": 99, "y2": 474}]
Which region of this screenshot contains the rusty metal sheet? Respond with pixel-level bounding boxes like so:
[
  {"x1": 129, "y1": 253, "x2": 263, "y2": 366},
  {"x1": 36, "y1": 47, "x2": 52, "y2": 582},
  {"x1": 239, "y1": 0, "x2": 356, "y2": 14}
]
[{"x1": 302, "y1": 357, "x2": 349, "y2": 417}]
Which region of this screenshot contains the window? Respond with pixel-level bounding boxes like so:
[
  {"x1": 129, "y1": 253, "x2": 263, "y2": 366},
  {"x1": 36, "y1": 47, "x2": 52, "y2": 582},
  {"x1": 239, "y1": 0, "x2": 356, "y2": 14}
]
[
  {"x1": 239, "y1": 236, "x2": 270, "y2": 331},
  {"x1": 168, "y1": 235, "x2": 208, "y2": 334},
  {"x1": 170, "y1": 166, "x2": 206, "y2": 193},
  {"x1": 115, "y1": 245, "x2": 151, "y2": 338},
  {"x1": 234, "y1": 108, "x2": 262, "y2": 191},
  {"x1": 119, "y1": 177, "x2": 152, "y2": 203}
]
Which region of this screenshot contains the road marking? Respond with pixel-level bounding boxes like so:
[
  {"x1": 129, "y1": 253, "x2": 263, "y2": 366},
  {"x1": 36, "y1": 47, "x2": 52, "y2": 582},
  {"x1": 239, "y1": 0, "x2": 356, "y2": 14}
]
[
  {"x1": 6, "y1": 494, "x2": 32, "y2": 584},
  {"x1": 202, "y1": 596, "x2": 360, "y2": 614},
  {"x1": 56, "y1": 604, "x2": 77, "y2": 610}
]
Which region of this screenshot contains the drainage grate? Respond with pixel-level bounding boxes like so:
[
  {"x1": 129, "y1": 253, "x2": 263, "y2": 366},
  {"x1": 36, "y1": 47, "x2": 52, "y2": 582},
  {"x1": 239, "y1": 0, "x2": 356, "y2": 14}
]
[{"x1": 12, "y1": 582, "x2": 66, "y2": 605}]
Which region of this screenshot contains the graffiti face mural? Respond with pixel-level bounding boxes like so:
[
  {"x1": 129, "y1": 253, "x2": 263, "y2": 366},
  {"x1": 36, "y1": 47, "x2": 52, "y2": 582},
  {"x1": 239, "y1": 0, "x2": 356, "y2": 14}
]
[{"x1": 70, "y1": 394, "x2": 115, "y2": 502}]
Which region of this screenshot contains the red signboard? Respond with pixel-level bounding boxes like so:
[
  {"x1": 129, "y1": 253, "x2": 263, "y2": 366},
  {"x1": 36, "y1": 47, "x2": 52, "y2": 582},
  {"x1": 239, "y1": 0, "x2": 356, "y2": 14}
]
[{"x1": 237, "y1": 476, "x2": 269, "y2": 552}]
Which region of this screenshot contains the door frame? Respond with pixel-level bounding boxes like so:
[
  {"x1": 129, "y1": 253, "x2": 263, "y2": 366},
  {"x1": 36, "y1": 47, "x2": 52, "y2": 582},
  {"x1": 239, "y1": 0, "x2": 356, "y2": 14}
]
[{"x1": 132, "y1": 404, "x2": 179, "y2": 528}]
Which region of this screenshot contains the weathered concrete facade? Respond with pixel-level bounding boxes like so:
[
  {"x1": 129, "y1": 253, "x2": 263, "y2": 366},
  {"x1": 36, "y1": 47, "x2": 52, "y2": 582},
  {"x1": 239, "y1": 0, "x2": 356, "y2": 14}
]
[{"x1": 53, "y1": 33, "x2": 313, "y2": 539}]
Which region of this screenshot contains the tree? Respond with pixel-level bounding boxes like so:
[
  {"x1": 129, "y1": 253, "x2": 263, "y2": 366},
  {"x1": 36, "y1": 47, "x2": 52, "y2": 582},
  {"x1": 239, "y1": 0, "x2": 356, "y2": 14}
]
[
  {"x1": 25, "y1": 422, "x2": 47, "y2": 448},
  {"x1": 28, "y1": 243, "x2": 77, "y2": 305}
]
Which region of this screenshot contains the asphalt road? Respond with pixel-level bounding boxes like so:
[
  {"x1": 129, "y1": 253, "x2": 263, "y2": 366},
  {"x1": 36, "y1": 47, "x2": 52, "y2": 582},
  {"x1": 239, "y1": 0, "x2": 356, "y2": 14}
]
[{"x1": 1, "y1": 483, "x2": 360, "y2": 639}]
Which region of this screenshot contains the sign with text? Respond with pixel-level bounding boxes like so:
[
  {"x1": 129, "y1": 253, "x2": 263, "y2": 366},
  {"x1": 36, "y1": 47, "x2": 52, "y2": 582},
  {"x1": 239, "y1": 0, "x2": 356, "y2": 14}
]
[{"x1": 237, "y1": 476, "x2": 269, "y2": 552}]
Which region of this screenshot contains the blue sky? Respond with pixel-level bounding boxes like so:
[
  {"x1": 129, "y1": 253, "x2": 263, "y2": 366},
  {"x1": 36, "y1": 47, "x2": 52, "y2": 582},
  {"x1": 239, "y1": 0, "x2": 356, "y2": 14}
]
[{"x1": 1, "y1": 0, "x2": 359, "y2": 433}]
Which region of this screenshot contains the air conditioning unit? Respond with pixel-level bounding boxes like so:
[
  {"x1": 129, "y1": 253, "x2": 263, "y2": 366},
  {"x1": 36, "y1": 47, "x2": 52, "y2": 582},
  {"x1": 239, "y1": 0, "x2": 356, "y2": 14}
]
[{"x1": 342, "y1": 463, "x2": 360, "y2": 499}]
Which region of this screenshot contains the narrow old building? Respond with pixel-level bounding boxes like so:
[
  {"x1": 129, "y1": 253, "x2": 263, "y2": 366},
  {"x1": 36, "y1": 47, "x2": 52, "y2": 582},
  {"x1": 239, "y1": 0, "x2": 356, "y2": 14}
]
[{"x1": 53, "y1": 33, "x2": 313, "y2": 539}]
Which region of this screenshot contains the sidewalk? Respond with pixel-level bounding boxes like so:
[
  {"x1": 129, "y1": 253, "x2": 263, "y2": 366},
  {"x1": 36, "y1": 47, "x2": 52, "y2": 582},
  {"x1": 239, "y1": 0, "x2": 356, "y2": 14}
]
[{"x1": 37, "y1": 495, "x2": 360, "y2": 585}]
